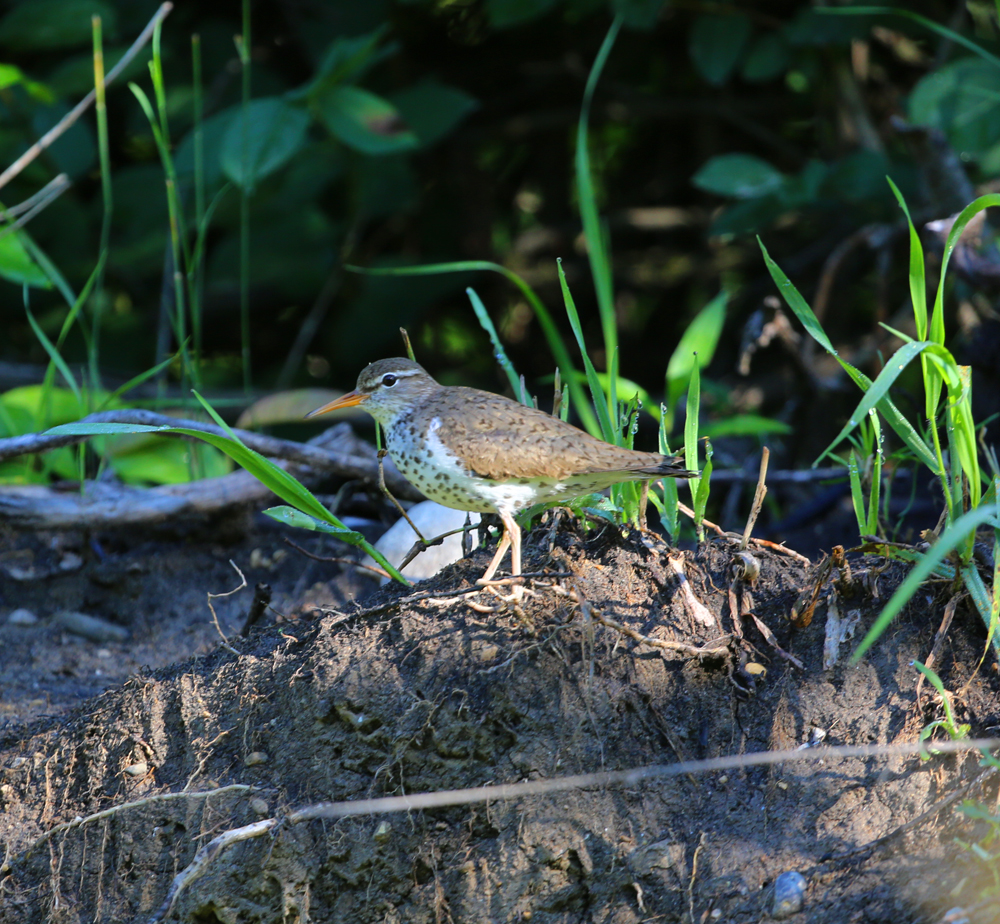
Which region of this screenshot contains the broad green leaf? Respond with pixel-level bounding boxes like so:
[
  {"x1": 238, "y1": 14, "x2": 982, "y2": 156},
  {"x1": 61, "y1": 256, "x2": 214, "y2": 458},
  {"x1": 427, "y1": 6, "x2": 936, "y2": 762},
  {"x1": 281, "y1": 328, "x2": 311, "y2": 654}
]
[
  {"x1": 220, "y1": 97, "x2": 310, "y2": 190},
  {"x1": 611, "y1": 0, "x2": 667, "y2": 30},
  {"x1": 0, "y1": 63, "x2": 54, "y2": 101},
  {"x1": 693, "y1": 154, "x2": 784, "y2": 199},
  {"x1": 316, "y1": 86, "x2": 418, "y2": 156},
  {"x1": 0, "y1": 232, "x2": 53, "y2": 289},
  {"x1": 742, "y1": 33, "x2": 790, "y2": 82},
  {"x1": 910, "y1": 58, "x2": 1000, "y2": 159},
  {"x1": 666, "y1": 291, "x2": 727, "y2": 409},
  {"x1": 391, "y1": 80, "x2": 478, "y2": 148},
  {"x1": 701, "y1": 415, "x2": 792, "y2": 438},
  {"x1": 689, "y1": 13, "x2": 752, "y2": 86}
]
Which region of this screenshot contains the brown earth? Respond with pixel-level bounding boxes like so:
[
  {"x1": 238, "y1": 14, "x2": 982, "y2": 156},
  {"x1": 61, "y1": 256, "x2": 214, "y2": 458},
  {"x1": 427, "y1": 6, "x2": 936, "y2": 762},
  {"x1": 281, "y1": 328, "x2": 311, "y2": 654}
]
[{"x1": 0, "y1": 511, "x2": 998, "y2": 923}]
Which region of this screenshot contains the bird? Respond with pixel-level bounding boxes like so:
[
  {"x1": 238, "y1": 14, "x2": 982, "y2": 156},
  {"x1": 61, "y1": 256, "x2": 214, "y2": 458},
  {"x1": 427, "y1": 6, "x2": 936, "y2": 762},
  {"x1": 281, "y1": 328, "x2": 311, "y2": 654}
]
[{"x1": 307, "y1": 358, "x2": 695, "y2": 585}]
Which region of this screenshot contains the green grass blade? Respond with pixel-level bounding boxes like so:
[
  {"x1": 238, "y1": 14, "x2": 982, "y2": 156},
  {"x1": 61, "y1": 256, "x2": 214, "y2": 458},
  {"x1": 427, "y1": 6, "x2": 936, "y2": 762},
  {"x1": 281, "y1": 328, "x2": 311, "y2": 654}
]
[
  {"x1": 816, "y1": 340, "x2": 929, "y2": 462},
  {"x1": 263, "y1": 506, "x2": 364, "y2": 542},
  {"x1": 45, "y1": 420, "x2": 411, "y2": 584},
  {"x1": 577, "y1": 15, "x2": 623, "y2": 378},
  {"x1": 98, "y1": 353, "x2": 178, "y2": 410},
  {"x1": 557, "y1": 259, "x2": 615, "y2": 441},
  {"x1": 466, "y1": 287, "x2": 525, "y2": 404},
  {"x1": 25, "y1": 301, "x2": 80, "y2": 404},
  {"x1": 694, "y1": 439, "x2": 713, "y2": 525},
  {"x1": 868, "y1": 414, "x2": 882, "y2": 535},
  {"x1": 886, "y1": 177, "x2": 927, "y2": 340},
  {"x1": 848, "y1": 449, "x2": 866, "y2": 534},
  {"x1": 759, "y1": 237, "x2": 938, "y2": 472},
  {"x1": 852, "y1": 505, "x2": 1000, "y2": 662},
  {"x1": 684, "y1": 363, "x2": 702, "y2": 536}
]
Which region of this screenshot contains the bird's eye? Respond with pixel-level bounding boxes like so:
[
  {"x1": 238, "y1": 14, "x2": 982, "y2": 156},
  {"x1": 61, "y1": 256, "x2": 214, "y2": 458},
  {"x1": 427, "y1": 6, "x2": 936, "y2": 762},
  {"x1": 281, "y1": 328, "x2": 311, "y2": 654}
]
[{"x1": 381, "y1": 373, "x2": 398, "y2": 387}]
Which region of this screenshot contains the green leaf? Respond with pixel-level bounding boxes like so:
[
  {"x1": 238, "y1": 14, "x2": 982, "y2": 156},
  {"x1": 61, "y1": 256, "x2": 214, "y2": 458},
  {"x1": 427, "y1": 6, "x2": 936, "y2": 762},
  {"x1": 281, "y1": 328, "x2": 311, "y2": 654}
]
[
  {"x1": 391, "y1": 80, "x2": 478, "y2": 148},
  {"x1": 817, "y1": 340, "x2": 930, "y2": 461},
  {"x1": 316, "y1": 86, "x2": 418, "y2": 156},
  {"x1": 847, "y1": 450, "x2": 867, "y2": 534},
  {"x1": 466, "y1": 287, "x2": 525, "y2": 404},
  {"x1": 742, "y1": 32, "x2": 790, "y2": 82},
  {"x1": 689, "y1": 13, "x2": 752, "y2": 86},
  {"x1": 220, "y1": 97, "x2": 310, "y2": 190},
  {"x1": 263, "y1": 506, "x2": 364, "y2": 543},
  {"x1": 0, "y1": 63, "x2": 54, "y2": 101},
  {"x1": 666, "y1": 291, "x2": 727, "y2": 409},
  {"x1": 693, "y1": 154, "x2": 785, "y2": 199},
  {"x1": 557, "y1": 259, "x2": 615, "y2": 443},
  {"x1": 910, "y1": 58, "x2": 1000, "y2": 160},
  {"x1": 44, "y1": 420, "x2": 410, "y2": 584},
  {"x1": 701, "y1": 415, "x2": 792, "y2": 438},
  {"x1": 759, "y1": 238, "x2": 939, "y2": 473},
  {"x1": 0, "y1": 0, "x2": 116, "y2": 51},
  {"x1": 0, "y1": 231, "x2": 53, "y2": 289}
]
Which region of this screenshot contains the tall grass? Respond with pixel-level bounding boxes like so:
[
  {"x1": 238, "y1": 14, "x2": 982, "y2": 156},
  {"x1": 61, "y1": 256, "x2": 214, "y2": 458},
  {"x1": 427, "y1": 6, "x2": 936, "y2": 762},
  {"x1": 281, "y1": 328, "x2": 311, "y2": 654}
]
[{"x1": 761, "y1": 183, "x2": 1000, "y2": 660}]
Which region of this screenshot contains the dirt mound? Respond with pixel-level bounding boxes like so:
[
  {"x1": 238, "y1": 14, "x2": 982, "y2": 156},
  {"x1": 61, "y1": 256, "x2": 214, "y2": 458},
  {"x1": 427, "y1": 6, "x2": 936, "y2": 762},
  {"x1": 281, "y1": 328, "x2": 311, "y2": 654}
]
[{"x1": 0, "y1": 521, "x2": 997, "y2": 923}]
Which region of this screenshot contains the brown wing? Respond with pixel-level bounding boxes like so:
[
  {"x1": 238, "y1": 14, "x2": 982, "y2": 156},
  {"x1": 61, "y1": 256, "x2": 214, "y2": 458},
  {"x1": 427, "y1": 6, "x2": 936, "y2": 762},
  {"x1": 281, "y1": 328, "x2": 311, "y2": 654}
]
[{"x1": 431, "y1": 388, "x2": 692, "y2": 480}]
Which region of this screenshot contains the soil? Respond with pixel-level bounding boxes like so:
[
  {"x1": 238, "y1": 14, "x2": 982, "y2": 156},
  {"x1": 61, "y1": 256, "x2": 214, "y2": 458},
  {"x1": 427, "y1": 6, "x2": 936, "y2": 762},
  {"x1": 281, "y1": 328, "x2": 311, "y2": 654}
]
[{"x1": 0, "y1": 506, "x2": 998, "y2": 924}]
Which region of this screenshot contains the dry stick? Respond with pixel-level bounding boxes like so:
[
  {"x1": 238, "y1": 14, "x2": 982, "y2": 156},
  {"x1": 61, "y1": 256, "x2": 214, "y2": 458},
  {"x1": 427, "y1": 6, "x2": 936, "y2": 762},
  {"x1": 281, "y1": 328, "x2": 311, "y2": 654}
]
[
  {"x1": 675, "y1": 500, "x2": 811, "y2": 565},
  {"x1": 740, "y1": 447, "x2": 769, "y2": 550},
  {"x1": 282, "y1": 537, "x2": 391, "y2": 581},
  {"x1": 0, "y1": 3, "x2": 174, "y2": 192},
  {"x1": 0, "y1": 174, "x2": 71, "y2": 240},
  {"x1": 17, "y1": 785, "x2": 254, "y2": 861},
  {"x1": 916, "y1": 592, "x2": 965, "y2": 707},
  {"x1": 207, "y1": 561, "x2": 245, "y2": 654},
  {"x1": 377, "y1": 448, "x2": 426, "y2": 542},
  {"x1": 121, "y1": 737, "x2": 995, "y2": 920},
  {"x1": 148, "y1": 819, "x2": 278, "y2": 924}
]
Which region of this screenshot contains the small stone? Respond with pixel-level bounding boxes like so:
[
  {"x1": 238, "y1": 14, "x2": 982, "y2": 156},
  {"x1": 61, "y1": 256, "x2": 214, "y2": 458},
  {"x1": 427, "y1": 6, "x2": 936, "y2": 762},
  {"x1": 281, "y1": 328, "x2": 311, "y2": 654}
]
[
  {"x1": 772, "y1": 871, "x2": 807, "y2": 918},
  {"x1": 8, "y1": 757, "x2": 27, "y2": 770},
  {"x1": 7, "y1": 608, "x2": 38, "y2": 626},
  {"x1": 123, "y1": 761, "x2": 148, "y2": 777},
  {"x1": 58, "y1": 552, "x2": 83, "y2": 572},
  {"x1": 55, "y1": 611, "x2": 130, "y2": 643},
  {"x1": 249, "y1": 797, "x2": 270, "y2": 816},
  {"x1": 374, "y1": 821, "x2": 392, "y2": 844},
  {"x1": 244, "y1": 751, "x2": 269, "y2": 767}
]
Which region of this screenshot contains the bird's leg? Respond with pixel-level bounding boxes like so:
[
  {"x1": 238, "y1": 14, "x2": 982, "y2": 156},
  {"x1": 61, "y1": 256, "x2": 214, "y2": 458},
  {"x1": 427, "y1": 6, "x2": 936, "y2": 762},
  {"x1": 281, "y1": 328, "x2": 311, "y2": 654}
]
[
  {"x1": 501, "y1": 509, "x2": 522, "y2": 577},
  {"x1": 479, "y1": 530, "x2": 511, "y2": 583}
]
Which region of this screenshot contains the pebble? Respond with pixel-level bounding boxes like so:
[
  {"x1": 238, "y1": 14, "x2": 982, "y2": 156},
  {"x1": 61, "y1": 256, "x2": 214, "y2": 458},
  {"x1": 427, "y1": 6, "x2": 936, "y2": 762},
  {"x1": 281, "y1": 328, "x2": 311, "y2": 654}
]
[
  {"x1": 55, "y1": 611, "x2": 130, "y2": 643},
  {"x1": 374, "y1": 821, "x2": 392, "y2": 844},
  {"x1": 772, "y1": 870, "x2": 807, "y2": 918},
  {"x1": 7, "y1": 608, "x2": 38, "y2": 626},
  {"x1": 361, "y1": 501, "x2": 480, "y2": 584},
  {"x1": 250, "y1": 797, "x2": 270, "y2": 816},
  {"x1": 244, "y1": 751, "x2": 269, "y2": 767},
  {"x1": 123, "y1": 761, "x2": 148, "y2": 777}
]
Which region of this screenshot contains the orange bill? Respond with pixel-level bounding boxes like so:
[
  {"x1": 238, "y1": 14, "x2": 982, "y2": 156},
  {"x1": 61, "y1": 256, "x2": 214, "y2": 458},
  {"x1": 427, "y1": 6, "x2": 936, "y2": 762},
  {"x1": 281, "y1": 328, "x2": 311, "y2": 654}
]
[{"x1": 304, "y1": 390, "x2": 369, "y2": 418}]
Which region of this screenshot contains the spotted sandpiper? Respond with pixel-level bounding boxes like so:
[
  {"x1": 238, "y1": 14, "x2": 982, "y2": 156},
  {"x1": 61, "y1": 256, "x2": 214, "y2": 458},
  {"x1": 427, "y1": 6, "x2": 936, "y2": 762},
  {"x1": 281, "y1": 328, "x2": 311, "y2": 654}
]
[{"x1": 307, "y1": 358, "x2": 695, "y2": 584}]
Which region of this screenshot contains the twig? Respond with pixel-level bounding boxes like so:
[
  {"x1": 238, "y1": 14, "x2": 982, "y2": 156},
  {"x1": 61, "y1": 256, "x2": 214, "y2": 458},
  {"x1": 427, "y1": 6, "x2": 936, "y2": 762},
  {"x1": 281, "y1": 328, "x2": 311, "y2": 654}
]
[
  {"x1": 207, "y1": 561, "x2": 245, "y2": 654},
  {"x1": 667, "y1": 553, "x2": 717, "y2": 627},
  {"x1": 0, "y1": 3, "x2": 174, "y2": 192},
  {"x1": 148, "y1": 818, "x2": 278, "y2": 923},
  {"x1": 378, "y1": 448, "x2": 425, "y2": 539},
  {"x1": 0, "y1": 174, "x2": 71, "y2": 239},
  {"x1": 740, "y1": 447, "x2": 769, "y2": 550},
  {"x1": 282, "y1": 537, "x2": 391, "y2": 581}
]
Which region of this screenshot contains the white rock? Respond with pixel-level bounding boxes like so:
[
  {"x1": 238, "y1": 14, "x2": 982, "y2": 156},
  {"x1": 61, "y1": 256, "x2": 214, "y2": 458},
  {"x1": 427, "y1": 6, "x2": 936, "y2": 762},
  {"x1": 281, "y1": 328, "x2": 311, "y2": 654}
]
[
  {"x1": 362, "y1": 502, "x2": 480, "y2": 584},
  {"x1": 6, "y1": 608, "x2": 38, "y2": 626}
]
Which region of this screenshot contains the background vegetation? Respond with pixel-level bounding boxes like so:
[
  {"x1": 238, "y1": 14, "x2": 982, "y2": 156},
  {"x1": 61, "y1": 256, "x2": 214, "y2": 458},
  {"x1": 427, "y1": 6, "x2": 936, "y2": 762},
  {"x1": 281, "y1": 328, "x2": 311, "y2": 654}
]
[{"x1": 1, "y1": 0, "x2": 999, "y2": 541}]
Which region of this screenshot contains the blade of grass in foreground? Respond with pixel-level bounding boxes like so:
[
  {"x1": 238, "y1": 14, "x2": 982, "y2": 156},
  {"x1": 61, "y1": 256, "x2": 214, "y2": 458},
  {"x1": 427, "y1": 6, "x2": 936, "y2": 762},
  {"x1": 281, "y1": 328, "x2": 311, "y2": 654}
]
[{"x1": 44, "y1": 420, "x2": 409, "y2": 585}]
